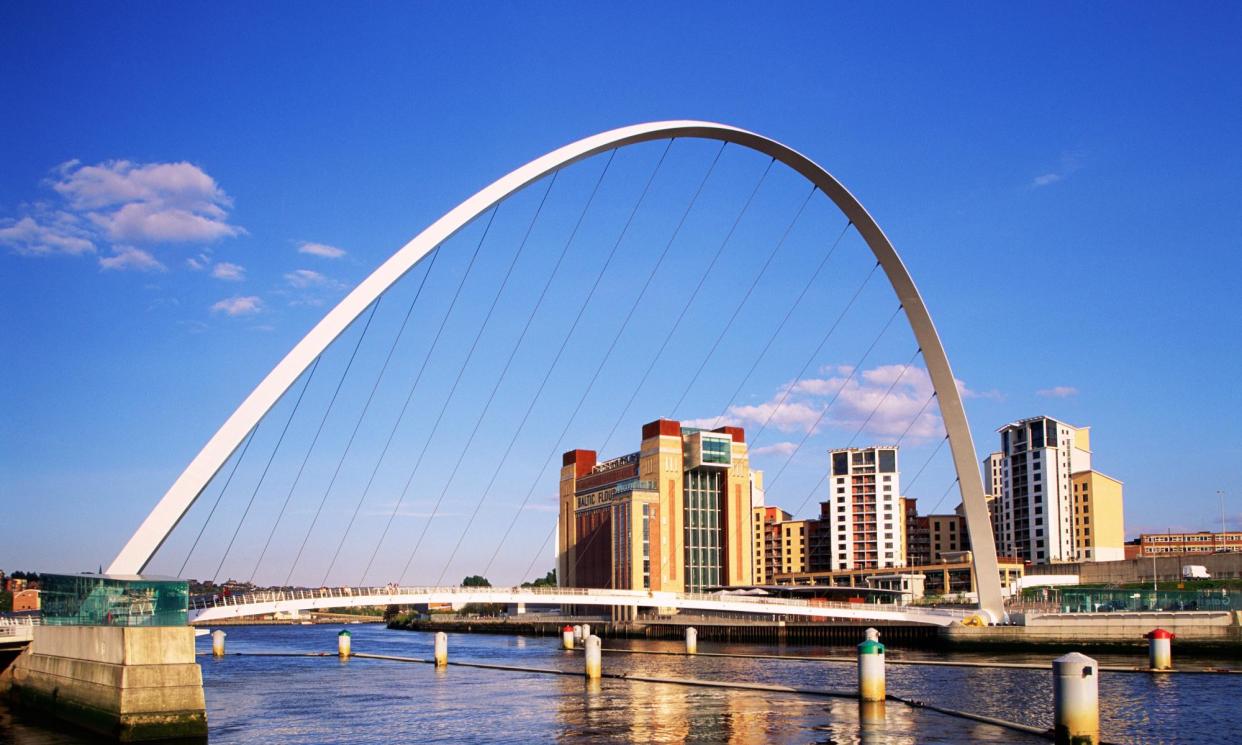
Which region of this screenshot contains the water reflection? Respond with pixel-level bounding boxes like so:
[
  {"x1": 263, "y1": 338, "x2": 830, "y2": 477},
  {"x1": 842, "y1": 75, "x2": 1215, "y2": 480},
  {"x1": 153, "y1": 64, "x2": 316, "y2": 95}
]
[{"x1": 2, "y1": 624, "x2": 1238, "y2": 744}]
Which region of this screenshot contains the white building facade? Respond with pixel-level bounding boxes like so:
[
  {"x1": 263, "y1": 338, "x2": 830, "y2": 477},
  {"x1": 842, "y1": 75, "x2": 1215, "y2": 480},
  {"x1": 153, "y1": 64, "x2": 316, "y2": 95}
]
[
  {"x1": 995, "y1": 416, "x2": 1092, "y2": 564},
  {"x1": 826, "y1": 446, "x2": 903, "y2": 571}
]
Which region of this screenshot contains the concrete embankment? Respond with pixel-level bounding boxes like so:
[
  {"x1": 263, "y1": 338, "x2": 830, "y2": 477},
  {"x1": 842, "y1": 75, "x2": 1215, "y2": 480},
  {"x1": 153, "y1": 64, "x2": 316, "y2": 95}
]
[
  {"x1": 942, "y1": 610, "x2": 1242, "y2": 655},
  {"x1": 392, "y1": 610, "x2": 1242, "y2": 657},
  {"x1": 391, "y1": 616, "x2": 941, "y2": 646}
]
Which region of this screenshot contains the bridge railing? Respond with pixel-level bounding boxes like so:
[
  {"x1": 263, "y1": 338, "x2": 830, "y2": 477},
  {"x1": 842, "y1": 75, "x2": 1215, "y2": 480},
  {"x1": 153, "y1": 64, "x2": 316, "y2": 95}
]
[
  {"x1": 188, "y1": 585, "x2": 968, "y2": 618},
  {"x1": 0, "y1": 615, "x2": 40, "y2": 626}
]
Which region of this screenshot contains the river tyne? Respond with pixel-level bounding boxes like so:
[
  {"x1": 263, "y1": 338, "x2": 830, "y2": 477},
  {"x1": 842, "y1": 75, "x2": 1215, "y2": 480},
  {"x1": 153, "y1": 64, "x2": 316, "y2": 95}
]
[{"x1": 2, "y1": 624, "x2": 1240, "y2": 743}]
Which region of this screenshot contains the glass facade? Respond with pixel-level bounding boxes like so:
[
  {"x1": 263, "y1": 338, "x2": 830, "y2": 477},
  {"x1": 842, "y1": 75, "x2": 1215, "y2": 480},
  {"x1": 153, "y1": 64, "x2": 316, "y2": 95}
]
[
  {"x1": 40, "y1": 573, "x2": 189, "y2": 627},
  {"x1": 700, "y1": 437, "x2": 731, "y2": 464},
  {"x1": 683, "y1": 468, "x2": 723, "y2": 591},
  {"x1": 1058, "y1": 588, "x2": 1239, "y2": 613}
]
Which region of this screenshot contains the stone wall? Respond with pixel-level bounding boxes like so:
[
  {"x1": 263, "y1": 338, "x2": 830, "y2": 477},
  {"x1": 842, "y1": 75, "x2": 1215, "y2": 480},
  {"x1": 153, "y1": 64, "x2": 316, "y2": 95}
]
[{"x1": 9, "y1": 626, "x2": 206, "y2": 742}]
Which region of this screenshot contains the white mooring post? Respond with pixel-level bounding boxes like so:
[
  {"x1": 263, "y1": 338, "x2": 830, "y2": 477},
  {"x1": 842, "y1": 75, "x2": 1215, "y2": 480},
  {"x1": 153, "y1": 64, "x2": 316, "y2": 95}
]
[
  {"x1": 1052, "y1": 652, "x2": 1099, "y2": 745},
  {"x1": 562, "y1": 625, "x2": 575, "y2": 650},
  {"x1": 584, "y1": 635, "x2": 602, "y2": 680},
  {"x1": 864, "y1": 627, "x2": 880, "y2": 643},
  {"x1": 211, "y1": 630, "x2": 226, "y2": 657},
  {"x1": 434, "y1": 631, "x2": 448, "y2": 668},
  {"x1": 857, "y1": 635, "x2": 885, "y2": 702},
  {"x1": 337, "y1": 630, "x2": 351, "y2": 659},
  {"x1": 1145, "y1": 628, "x2": 1173, "y2": 671},
  {"x1": 581, "y1": 623, "x2": 591, "y2": 642},
  {"x1": 685, "y1": 627, "x2": 697, "y2": 655},
  {"x1": 573, "y1": 624, "x2": 583, "y2": 642}
]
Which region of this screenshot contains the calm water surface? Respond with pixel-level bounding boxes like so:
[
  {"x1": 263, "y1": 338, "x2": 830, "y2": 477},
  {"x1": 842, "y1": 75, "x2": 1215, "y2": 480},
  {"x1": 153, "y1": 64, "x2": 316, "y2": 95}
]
[{"x1": 2, "y1": 624, "x2": 1240, "y2": 743}]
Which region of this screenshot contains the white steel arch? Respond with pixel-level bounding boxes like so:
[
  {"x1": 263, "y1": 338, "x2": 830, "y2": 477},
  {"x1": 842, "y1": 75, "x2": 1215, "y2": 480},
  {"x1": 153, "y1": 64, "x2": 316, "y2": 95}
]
[{"x1": 109, "y1": 121, "x2": 1005, "y2": 622}]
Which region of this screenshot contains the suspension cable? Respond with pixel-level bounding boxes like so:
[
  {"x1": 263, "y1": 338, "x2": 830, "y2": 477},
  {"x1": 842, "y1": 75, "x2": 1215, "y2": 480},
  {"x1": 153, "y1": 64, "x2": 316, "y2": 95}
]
[
  {"x1": 746, "y1": 262, "x2": 881, "y2": 447},
  {"x1": 764, "y1": 304, "x2": 904, "y2": 493},
  {"x1": 412, "y1": 139, "x2": 692, "y2": 583},
  {"x1": 178, "y1": 428, "x2": 257, "y2": 577},
  {"x1": 903, "y1": 435, "x2": 948, "y2": 495},
  {"x1": 669, "y1": 184, "x2": 815, "y2": 418},
  {"x1": 397, "y1": 149, "x2": 620, "y2": 584},
  {"x1": 474, "y1": 142, "x2": 728, "y2": 581},
  {"x1": 398, "y1": 144, "x2": 691, "y2": 584},
  {"x1": 314, "y1": 205, "x2": 501, "y2": 587},
  {"x1": 926, "y1": 476, "x2": 962, "y2": 515},
  {"x1": 368, "y1": 169, "x2": 558, "y2": 586},
  {"x1": 211, "y1": 356, "x2": 320, "y2": 583},
  {"x1": 279, "y1": 299, "x2": 383, "y2": 586},
  {"x1": 894, "y1": 390, "x2": 938, "y2": 448},
  {"x1": 245, "y1": 295, "x2": 388, "y2": 584},
  {"x1": 843, "y1": 349, "x2": 922, "y2": 451},
  {"x1": 364, "y1": 152, "x2": 622, "y2": 585},
  {"x1": 596, "y1": 156, "x2": 776, "y2": 455},
  {"x1": 709, "y1": 220, "x2": 853, "y2": 430}
]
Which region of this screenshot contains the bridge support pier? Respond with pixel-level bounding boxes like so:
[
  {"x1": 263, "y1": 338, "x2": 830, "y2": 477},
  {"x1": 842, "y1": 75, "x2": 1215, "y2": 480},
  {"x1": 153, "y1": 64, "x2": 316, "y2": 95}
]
[{"x1": 9, "y1": 626, "x2": 206, "y2": 742}]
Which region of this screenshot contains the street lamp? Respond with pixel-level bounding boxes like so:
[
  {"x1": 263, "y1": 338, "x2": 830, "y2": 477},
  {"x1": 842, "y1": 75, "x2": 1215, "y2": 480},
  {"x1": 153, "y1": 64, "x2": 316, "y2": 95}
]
[{"x1": 1219, "y1": 490, "x2": 1227, "y2": 538}]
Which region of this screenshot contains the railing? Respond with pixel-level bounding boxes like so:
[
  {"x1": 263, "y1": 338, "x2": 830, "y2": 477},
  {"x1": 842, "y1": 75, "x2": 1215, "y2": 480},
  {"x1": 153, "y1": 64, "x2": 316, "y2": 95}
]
[
  {"x1": 187, "y1": 585, "x2": 969, "y2": 619},
  {"x1": 0, "y1": 615, "x2": 40, "y2": 626}
]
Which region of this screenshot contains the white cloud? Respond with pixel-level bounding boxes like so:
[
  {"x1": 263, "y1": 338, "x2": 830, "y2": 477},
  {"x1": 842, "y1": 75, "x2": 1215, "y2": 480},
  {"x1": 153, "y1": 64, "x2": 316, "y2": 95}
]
[
  {"x1": 50, "y1": 159, "x2": 242, "y2": 243},
  {"x1": 1030, "y1": 151, "x2": 1084, "y2": 188},
  {"x1": 1037, "y1": 385, "x2": 1079, "y2": 398},
  {"x1": 210, "y1": 295, "x2": 263, "y2": 316},
  {"x1": 298, "y1": 241, "x2": 346, "y2": 259},
  {"x1": 751, "y1": 442, "x2": 798, "y2": 457},
  {"x1": 686, "y1": 364, "x2": 958, "y2": 444},
  {"x1": 211, "y1": 261, "x2": 246, "y2": 281},
  {"x1": 0, "y1": 215, "x2": 95, "y2": 256},
  {"x1": 284, "y1": 268, "x2": 332, "y2": 288},
  {"x1": 4, "y1": 159, "x2": 244, "y2": 275},
  {"x1": 99, "y1": 246, "x2": 166, "y2": 273}
]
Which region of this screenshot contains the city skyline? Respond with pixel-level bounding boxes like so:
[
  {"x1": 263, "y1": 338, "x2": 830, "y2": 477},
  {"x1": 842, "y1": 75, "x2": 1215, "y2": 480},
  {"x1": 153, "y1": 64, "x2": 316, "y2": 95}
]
[{"x1": 2, "y1": 4, "x2": 1240, "y2": 584}]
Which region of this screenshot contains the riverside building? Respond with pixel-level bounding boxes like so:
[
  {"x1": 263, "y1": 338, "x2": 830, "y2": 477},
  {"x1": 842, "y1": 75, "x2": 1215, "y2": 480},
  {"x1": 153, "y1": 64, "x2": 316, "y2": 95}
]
[
  {"x1": 994, "y1": 416, "x2": 1125, "y2": 564},
  {"x1": 558, "y1": 419, "x2": 755, "y2": 592},
  {"x1": 824, "y1": 446, "x2": 904, "y2": 571}
]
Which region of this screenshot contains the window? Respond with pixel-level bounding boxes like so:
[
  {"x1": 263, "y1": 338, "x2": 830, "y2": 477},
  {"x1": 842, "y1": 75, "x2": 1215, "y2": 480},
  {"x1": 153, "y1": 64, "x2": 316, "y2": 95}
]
[{"x1": 878, "y1": 449, "x2": 897, "y2": 473}]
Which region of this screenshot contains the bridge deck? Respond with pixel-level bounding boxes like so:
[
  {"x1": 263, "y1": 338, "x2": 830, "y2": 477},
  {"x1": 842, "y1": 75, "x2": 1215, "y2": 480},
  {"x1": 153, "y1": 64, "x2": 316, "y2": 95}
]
[{"x1": 190, "y1": 586, "x2": 970, "y2": 626}]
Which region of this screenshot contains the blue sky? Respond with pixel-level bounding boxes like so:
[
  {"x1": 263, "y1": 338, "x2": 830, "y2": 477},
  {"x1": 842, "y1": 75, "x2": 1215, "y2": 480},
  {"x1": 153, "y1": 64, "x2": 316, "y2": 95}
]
[{"x1": 2, "y1": 3, "x2": 1239, "y2": 585}]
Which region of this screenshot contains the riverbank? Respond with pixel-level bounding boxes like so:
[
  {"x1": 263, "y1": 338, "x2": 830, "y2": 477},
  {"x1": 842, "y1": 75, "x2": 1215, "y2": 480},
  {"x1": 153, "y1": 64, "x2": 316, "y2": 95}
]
[
  {"x1": 390, "y1": 612, "x2": 1242, "y2": 657},
  {"x1": 193, "y1": 613, "x2": 385, "y2": 627}
]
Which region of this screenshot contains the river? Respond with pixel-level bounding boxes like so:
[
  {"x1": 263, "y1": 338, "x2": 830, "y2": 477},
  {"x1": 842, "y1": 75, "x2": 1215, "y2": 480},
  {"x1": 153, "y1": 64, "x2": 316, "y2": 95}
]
[{"x1": 2, "y1": 624, "x2": 1239, "y2": 743}]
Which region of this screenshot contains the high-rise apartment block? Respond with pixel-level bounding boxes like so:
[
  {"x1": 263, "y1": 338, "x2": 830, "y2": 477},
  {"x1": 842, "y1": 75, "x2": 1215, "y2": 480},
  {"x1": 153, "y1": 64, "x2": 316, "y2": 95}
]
[
  {"x1": 558, "y1": 419, "x2": 754, "y2": 592},
  {"x1": 993, "y1": 416, "x2": 1124, "y2": 564},
  {"x1": 824, "y1": 446, "x2": 903, "y2": 571}
]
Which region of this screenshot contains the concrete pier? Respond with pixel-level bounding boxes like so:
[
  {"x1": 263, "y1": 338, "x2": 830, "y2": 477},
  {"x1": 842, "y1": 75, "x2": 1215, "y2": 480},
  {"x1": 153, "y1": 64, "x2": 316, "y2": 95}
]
[{"x1": 9, "y1": 626, "x2": 206, "y2": 742}]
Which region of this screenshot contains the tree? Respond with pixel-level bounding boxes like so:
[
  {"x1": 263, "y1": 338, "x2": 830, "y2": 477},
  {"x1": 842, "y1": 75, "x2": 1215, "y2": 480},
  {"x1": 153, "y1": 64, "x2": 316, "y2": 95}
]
[
  {"x1": 521, "y1": 569, "x2": 556, "y2": 588},
  {"x1": 461, "y1": 575, "x2": 491, "y2": 587}
]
